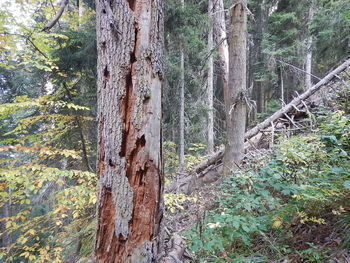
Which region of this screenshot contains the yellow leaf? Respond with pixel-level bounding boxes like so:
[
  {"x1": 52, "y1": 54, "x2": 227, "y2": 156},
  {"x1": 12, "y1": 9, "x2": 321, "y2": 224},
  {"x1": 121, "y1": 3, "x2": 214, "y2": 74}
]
[
  {"x1": 61, "y1": 213, "x2": 68, "y2": 218},
  {"x1": 20, "y1": 251, "x2": 30, "y2": 258},
  {"x1": 272, "y1": 217, "x2": 283, "y2": 229},
  {"x1": 20, "y1": 237, "x2": 28, "y2": 244},
  {"x1": 89, "y1": 195, "x2": 97, "y2": 204},
  {"x1": 73, "y1": 212, "x2": 79, "y2": 219}
]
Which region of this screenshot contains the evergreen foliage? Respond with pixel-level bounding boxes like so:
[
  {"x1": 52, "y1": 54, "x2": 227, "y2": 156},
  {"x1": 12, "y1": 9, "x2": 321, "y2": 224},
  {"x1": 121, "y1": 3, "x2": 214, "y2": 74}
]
[{"x1": 0, "y1": 0, "x2": 349, "y2": 261}]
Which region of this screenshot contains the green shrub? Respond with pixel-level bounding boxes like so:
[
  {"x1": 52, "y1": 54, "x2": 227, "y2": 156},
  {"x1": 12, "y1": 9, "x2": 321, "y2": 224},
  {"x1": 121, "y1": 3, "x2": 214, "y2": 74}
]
[{"x1": 186, "y1": 109, "x2": 350, "y2": 262}]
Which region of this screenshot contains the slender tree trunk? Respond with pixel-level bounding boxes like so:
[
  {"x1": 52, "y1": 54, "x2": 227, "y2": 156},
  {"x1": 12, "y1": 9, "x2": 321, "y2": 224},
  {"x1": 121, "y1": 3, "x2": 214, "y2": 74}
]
[
  {"x1": 213, "y1": 0, "x2": 229, "y2": 105},
  {"x1": 179, "y1": 0, "x2": 185, "y2": 172},
  {"x1": 207, "y1": 0, "x2": 214, "y2": 154},
  {"x1": 305, "y1": 1, "x2": 314, "y2": 90},
  {"x1": 94, "y1": 1, "x2": 164, "y2": 262},
  {"x1": 280, "y1": 67, "x2": 284, "y2": 104},
  {"x1": 1, "y1": 190, "x2": 11, "y2": 249},
  {"x1": 223, "y1": 1, "x2": 247, "y2": 175},
  {"x1": 252, "y1": 0, "x2": 268, "y2": 113}
]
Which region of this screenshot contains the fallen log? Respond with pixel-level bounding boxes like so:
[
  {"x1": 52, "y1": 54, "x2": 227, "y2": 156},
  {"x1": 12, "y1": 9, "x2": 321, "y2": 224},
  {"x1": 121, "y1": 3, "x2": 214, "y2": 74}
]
[
  {"x1": 193, "y1": 58, "x2": 350, "y2": 174},
  {"x1": 159, "y1": 233, "x2": 185, "y2": 263},
  {"x1": 244, "y1": 58, "x2": 350, "y2": 140},
  {"x1": 167, "y1": 58, "x2": 350, "y2": 193}
]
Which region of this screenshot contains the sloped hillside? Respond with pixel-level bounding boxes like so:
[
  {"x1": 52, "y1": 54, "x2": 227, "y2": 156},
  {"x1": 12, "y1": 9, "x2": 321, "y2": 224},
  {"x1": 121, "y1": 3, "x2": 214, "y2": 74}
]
[{"x1": 164, "y1": 61, "x2": 350, "y2": 263}]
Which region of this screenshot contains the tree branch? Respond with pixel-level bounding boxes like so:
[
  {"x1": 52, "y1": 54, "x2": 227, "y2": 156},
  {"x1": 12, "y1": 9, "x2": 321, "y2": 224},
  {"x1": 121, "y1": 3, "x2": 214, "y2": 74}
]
[
  {"x1": 43, "y1": 0, "x2": 69, "y2": 32},
  {"x1": 1, "y1": 32, "x2": 48, "y2": 59}
]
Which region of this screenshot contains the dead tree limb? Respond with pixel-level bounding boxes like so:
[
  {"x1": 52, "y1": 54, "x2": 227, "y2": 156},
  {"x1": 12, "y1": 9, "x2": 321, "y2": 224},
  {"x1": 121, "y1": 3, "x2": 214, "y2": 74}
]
[
  {"x1": 245, "y1": 58, "x2": 350, "y2": 139},
  {"x1": 43, "y1": 0, "x2": 69, "y2": 31}
]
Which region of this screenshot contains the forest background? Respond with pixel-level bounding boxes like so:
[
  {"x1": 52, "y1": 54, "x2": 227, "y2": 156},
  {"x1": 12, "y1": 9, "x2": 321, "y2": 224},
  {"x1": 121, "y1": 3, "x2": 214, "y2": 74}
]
[{"x1": 0, "y1": 0, "x2": 349, "y2": 262}]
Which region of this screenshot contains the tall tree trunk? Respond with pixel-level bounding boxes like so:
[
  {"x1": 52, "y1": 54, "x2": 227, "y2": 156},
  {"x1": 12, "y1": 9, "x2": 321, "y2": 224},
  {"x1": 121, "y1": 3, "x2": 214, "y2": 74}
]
[
  {"x1": 94, "y1": 1, "x2": 164, "y2": 262},
  {"x1": 252, "y1": 0, "x2": 268, "y2": 113},
  {"x1": 213, "y1": 0, "x2": 229, "y2": 106},
  {"x1": 223, "y1": 1, "x2": 247, "y2": 175},
  {"x1": 207, "y1": 0, "x2": 214, "y2": 154},
  {"x1": 305, "y1": 1, "x2": 314, "y2": 90},
  {"x1": 179, "y1": 51, "x2": 185, "y2": 171},
  {"x1": 179, "y1": 0, "x2": 185, "y2": 172}
]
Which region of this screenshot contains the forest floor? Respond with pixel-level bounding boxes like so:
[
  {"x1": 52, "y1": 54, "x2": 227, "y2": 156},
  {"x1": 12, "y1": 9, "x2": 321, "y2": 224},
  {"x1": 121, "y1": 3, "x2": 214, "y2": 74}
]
[{"x1": 164, "y1": 65, "x2": 350, "y2": 262}]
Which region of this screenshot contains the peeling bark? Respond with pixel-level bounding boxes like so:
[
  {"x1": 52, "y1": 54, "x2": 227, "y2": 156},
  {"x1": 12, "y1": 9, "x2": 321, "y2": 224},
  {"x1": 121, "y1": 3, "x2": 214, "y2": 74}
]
[{"x1": 95, "y1": 0, "x2": 164, "y2": 262}]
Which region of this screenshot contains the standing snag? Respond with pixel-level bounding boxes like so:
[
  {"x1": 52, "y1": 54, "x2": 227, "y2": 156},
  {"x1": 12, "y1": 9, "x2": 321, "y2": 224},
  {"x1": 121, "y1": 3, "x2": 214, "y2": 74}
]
[
  {"x1": 223, "y1": 0, "x2": 248, "y2": 175},
  {"x1": 94, "y1": 0, "x2": 164, "y2": 262}
]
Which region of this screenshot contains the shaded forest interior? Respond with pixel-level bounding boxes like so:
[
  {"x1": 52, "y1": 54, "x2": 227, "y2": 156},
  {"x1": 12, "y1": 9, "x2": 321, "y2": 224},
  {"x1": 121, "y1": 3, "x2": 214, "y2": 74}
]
[{"x1": 0, "y1": 0, "x2": 350, "y2": 262}]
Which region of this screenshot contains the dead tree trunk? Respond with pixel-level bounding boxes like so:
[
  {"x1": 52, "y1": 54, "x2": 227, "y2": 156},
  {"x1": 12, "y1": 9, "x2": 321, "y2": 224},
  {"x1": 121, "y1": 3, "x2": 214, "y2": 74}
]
[
  {"x1": 94, "y1": 0, "x2": 164, "y2": 262},
  {"x1": 207, "y1": 0, "x2": 214, "y2": 154},
  {"x1": 213, "y1": 0, "x2": 229, "y2": 106},
  {"x1": 223, "y1": 1, "x2": 247, "y2": 175},
  {"x1": 305, "y1": 1, "x2": 315, "y2": 90}
]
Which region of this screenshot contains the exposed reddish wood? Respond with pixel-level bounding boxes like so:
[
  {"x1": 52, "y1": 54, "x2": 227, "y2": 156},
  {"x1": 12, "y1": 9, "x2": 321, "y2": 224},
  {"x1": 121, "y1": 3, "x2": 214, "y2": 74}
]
[
  {"x1": 96, "y1": 189, "x2": 119, "y2": 261},
  {"x1": 95, "y1": 0, "x2": 164, "y2": 262}
]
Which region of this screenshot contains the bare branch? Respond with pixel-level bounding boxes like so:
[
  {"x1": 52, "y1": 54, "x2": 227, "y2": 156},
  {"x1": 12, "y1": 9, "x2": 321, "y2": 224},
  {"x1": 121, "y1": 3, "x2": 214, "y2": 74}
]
[
  {"x1": 1, "y1": 32, "x2": 48, "y2": 58},
  {"x1": 43, "y1": 0, "x2": 69, "y2": 32},
  {"x1": 277, "y1": 59, "x2": 321, "y2": 81}
]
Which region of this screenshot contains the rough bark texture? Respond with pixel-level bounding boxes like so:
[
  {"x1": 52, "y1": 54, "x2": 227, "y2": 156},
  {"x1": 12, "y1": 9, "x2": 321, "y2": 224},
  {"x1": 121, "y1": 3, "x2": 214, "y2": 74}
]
[
  {"x1": 179, "y1": 0, "x2": 185, "y2": 172},
  {"x1": 207, "y1": 0, "x2": 214, "y2": 154},
  {"x1": 223, "y1": 1, "x2": 247, "y2": 175},
  {"x1": 94, "y1": 0, "x2": 164, "y2": 262}
]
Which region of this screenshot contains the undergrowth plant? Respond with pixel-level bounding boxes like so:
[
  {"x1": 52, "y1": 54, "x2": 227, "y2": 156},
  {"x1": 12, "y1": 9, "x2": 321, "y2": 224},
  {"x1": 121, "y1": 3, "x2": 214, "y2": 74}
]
[
  {"x1": 0, "y1": 95, "x2": 96, "y2": 262},
  {"x1": 186, "y1": 109, "x2": 350, "y2": 262}
]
